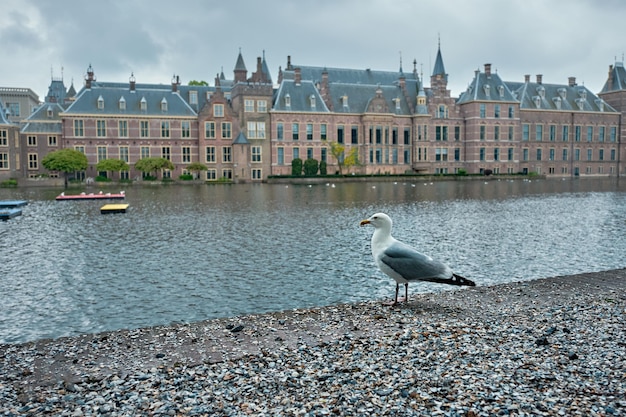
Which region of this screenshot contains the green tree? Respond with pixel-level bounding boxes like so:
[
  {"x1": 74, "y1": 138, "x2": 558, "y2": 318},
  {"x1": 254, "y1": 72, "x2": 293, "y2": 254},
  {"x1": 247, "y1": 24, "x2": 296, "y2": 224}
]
[
  {"x1": 96, "y1": 159, "x2": 129, "y2": 179},
  {"x1": 188, "y1": 80, "x2": 208, "y2": 86},
  {"x1": 135, "y1": 157, "x2": 175, "y2": 180},
  {"x1": 343, "y1": 147, "x2": 360, "y2": 174},
  {"x1": 186, "y1": 162, "x2": 208, "y2": 179},
  {"x1": 328, "y1": 142, "x2": 346, "y2": 175},
  {"x1": 42, "y1": 148, "x2": 88, "y2": 188},
  {"x1": 303, "y1": 158, "x2": 319, "y2": 176},
  {"x1": 319, "y1": 160, "x2": 327, "y2": 175},
  {"x1": 291, "y1": 158, "x2": 303, "y2": 176}
]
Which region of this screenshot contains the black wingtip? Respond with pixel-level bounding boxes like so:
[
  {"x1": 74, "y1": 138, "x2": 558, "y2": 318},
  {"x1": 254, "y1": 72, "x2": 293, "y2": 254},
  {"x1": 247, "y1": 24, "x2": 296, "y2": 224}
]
[{"x1": 452, "y1": 273, "x2": 476, "y2": 286}]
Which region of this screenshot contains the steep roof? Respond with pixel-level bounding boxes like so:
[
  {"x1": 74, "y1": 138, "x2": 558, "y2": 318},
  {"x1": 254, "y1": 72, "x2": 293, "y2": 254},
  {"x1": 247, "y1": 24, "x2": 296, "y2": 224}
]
[
  {"x1": 65, "y1": 82, "x2": 198, "y2": 116},
  {"x1": 21, "y1": 102, "x2": 65, "y2": 133},
  {"x1": 232, "y1": 132, "x2": 249, "y2": 144},
  {"x1": 432, "y1": 45, "x2": 447, "y2": 81},
  {"x1": 507, "y1": 80, "x2": 615, "y2": 112},
  {"x1": 273, "y1": 79, "x2": 329, "y2": 112},
  {"x1": 600, "y1": 61, "x2": 626, "y2": 93},
  {"x1": 457, "y1": 69, "x2": 517, "y2": 103}
]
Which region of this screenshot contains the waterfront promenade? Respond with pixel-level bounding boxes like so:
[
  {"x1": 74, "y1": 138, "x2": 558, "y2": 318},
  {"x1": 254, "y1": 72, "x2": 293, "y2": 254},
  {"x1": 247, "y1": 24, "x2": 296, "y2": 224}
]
[{"x1": 1, "y1": 269, "x2": 624, "y2": 415}]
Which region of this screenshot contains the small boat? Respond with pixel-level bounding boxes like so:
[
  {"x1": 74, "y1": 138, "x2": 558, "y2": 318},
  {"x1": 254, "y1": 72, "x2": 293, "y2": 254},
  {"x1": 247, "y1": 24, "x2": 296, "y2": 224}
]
[
  {"x1": 0, "y1": 208, "x2": 22, "y2": 221},
  {"x1": 100, "y1": 203, "x2": 129, "y2": 214},
  {"x1": 56, "y1": 191, "x2": 125, "y2": 201},
  {"x1": 0, "y1": 200, "x2": 28, "y2": 208}
]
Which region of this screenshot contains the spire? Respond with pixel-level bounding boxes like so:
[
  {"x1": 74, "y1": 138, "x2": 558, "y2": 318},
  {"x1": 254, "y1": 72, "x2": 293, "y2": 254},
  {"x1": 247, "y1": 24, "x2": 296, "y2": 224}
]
[
  {"x1": 234, "y1": 48, "x2": 247, "y2": 83},
  {"x1": 261, "y1": 49, "x2": 272, "y2": 84},
  {"x1": 432, "y1": 38, "x2": 447, "y2": 80}
]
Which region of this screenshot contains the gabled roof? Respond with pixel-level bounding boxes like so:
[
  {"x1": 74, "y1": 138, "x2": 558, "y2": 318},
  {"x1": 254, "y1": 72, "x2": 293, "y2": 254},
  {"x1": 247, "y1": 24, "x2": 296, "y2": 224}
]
[
  {"x1": 273, "y1": 79, "x2": 329, "y2": 112},
  {"x1": 65, "y1": 82, "x2": 198, "y2": 117},
  {"x1": 457, "y1": 70, "x2": 517, "y2": 103},
  {"x1": 21, "y1": 102, "x2": 65, "y2": 133},
  {"x1": 600, "y1": 61, "x2": 626, "y2": 93},
  {"x1": 232, "y1": 132, "x2": 249, "y2": 144}
]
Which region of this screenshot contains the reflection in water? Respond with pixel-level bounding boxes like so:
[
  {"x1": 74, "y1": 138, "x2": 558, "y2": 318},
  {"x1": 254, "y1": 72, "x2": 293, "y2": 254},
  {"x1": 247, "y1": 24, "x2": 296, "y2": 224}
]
[{"x1": 1, "y1": 178, "x2": 625, "y2": 343}]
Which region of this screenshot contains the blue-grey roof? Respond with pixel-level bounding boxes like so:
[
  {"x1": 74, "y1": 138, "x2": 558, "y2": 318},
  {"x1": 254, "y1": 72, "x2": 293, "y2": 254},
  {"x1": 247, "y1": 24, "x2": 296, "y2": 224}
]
[
  {"x1": 273, "y1": 79, "x2": 329, "y2": 112},
  {"x1": 232, "y1": 132, "x2": 249, "y2": 144},
  {"x1": 506, "y1": 81, "x2": 615, "y2": 112},
  {"x1": 292, "y1": 64, "x2": 419, "y2": 86},
  {"x1": 65, "y1": 82, "x2": 198, "y2": 117},
  {"x1": 432, "y1": 46, "x2": 447, "y2": 81},
  {"x1": 46, "y1": 79, "x2": 67, "y2": 103},
  {"x1": 457, "y1": 71, "x2": 517, "y2": 103},
  {"x1": 600, "y1": 61, "x2": 626, "y2": 93},
  {"x1": 21, "y1": 102, "x2": 64, "y2": 133},
  {"x1": 327, "y1": 83, "x2": 413, "y2": 115}
]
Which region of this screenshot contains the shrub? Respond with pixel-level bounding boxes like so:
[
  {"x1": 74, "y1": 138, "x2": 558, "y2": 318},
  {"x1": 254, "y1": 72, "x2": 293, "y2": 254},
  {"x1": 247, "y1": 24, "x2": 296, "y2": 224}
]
[
  {"x1": 179, "y1": 174, "x2": 194, "y2": 181},
  {"x1": 457, "y1": 169, "x2": 467, "y2": 176},
  {"x1": 303, "y1": 158, "x2": 319, "y2": 176},
  {"x1": 291, "y1": 158, "x2": 303, "y2": 176},
  {"x1": 95, "y1": 175, "x2": 111, "y2": 182},
  {"x1": 0, "y1": 179, "x2": 18, "y2": 188},
  {"x1": 319, "y1": 161, "x2": 327, "y2": 175}
]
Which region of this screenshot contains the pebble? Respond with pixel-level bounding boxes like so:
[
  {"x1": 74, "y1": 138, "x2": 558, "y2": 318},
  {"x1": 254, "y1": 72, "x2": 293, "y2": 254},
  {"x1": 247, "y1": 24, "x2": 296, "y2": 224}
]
[{"x1": 0, "y1": 269, "x2": 624, "y2": 416}]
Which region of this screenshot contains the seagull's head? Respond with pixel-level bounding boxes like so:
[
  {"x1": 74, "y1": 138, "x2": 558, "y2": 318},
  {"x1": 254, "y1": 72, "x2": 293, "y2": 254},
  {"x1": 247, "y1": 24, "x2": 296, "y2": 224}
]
[{"x1": 360, "y1": 213, "x2": 392, "y2": 230}]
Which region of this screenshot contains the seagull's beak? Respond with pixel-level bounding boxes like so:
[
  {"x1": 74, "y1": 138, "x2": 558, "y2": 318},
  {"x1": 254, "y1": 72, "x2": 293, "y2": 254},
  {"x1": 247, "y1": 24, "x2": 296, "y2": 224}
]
[{"x1": 360, "y1": 219, "x2": 370, "y2": 226}]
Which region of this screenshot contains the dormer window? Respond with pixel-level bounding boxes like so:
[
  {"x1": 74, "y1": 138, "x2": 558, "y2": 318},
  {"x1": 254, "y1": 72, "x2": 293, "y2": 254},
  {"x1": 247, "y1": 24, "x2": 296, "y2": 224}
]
[
  {"x1": 395, "y1": 97, "x2": 401, "y2": 111},
  {"x1": 578, "y1": 89, "x2": 587, "y2": 100},
  {"x1": 140, "y1": 97, "x2": 147, "y2": 111},
  {"x1": 595, "y1": 99, "x2": 605, "y2": 111},
  {"x1": 553, "y1": 96, "x2": 562, "y2": 110},
  {"x1": 119, "y1": 96, "x2": 126, "y2": 110},
  {"x1": 310, "y1": 94, "x2": 316, "y2": 109},
  {"x1": 483, "y1": 84, "x2": 490, "y2": 97},
  {"x1": 342, "y1": 95, "x2": 348, "y2": 108},
  {"x1": 498, "y1": 85, "x2": 505, "y2": 97},
  {"x1": 533, "y1": 96, "x2": 541, "y2": 109},
  {"x1": 97, "y1": 95, "x2": 104, "y2": 110},
  {"x1": 557, "y1": 88, "x2": 567, "y2": 100},
  {"x1": 47, "y1": 106, "x2": 53, "y2": 118},
  {"x1": 161, "y1": 97, "x2": 168, "y2": 112},
  {"x1": 536, "y1": 86, "x2": 545, "y2": 98},
  {"x1": 575, "y1": 98, "x2": 585, "y2": 110},
  {"x1": 285, "y1": 93, "x2": 291, "y2": 108},
  {"x1": 189, "y1": 91, "x2": 198, "y2": 105}
]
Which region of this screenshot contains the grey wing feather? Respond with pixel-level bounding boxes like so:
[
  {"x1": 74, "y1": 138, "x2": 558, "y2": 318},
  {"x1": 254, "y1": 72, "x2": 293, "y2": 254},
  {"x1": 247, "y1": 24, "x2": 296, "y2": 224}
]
[{"x1": 380, "y1": 241, "x2": 451, "y2": 281}]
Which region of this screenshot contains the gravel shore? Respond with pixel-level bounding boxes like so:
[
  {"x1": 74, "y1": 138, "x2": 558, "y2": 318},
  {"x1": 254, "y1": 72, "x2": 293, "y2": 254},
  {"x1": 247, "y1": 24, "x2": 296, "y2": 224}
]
[{"x1": 1, "y1": 269, "x2": 624, "y2": 416}]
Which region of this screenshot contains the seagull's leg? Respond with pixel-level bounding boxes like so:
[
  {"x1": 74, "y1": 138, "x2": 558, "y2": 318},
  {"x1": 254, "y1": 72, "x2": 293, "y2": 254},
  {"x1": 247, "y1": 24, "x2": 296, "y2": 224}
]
[
  {"x1": 404, "y1": 283, "x2": 409, "y2": 303},
  {"x1": 384, "y1": 283, "x2": 400, "y2": 306}
]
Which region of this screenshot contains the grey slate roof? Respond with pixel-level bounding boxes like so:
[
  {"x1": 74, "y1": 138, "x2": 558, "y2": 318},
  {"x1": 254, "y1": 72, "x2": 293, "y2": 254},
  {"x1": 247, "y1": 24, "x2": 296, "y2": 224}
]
[
  {"x1": 232, "y1": 132, "x2": 249, "y2": 144},
  {"x1": 273, "y1": 79, "x2": 329, "y2": 112},
  {"x1": 432, "y1": 46, "x2": 447, "y2": 81},
  {"x1": 457, "y1": 71, "x2": 518, "y2": 103},
  {"x1": 21, "y1": 102, "x2": 64, "y2": 133},
  {"x1": 506, "y1": 81, "x2": 615, "y2": 112},
  {"x1": 600, "y1": 61, "x2": 626, "y2": 93},
  {"x1": 65, "y1": 82, "x2": 198, "y2": 117},
  {"x1": 293, "y1": 64, "x2": 419, "y2": 87}
]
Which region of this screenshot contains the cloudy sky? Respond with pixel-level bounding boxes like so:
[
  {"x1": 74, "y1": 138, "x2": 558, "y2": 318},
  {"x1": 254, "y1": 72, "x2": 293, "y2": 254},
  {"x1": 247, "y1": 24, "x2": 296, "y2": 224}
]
[{"x1": 1, "y1": 0, "x2": 625, "y2": 101}]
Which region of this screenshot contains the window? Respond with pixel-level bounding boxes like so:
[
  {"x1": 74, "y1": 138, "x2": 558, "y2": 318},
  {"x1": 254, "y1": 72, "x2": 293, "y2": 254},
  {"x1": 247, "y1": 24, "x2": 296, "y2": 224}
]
[
  {"x1": 28, "y1": 136, "x2": 37, "y2": 146},
  {"x1": 508, "y1": 126, "x2": 514, "y2": 140},
  {"x1": 479, "y1": 148, "x2": 485, "y2": 161},
  {"x1": 221, "y1": 122, "x2": 232, "y2": 139},
  {"x1": 277, "y1": 147, "x2": 284, "y2": 165},
  {"x1": 436, "y1": 126, "x2": 448, "y2": 141},
  {"x1": 140, "y1": 97, "x2": 147, "y2": 111},
  {"x1": 257, "y1": 100, "x2": 267, "y2": 112},
  {"x1": 549, "y1": 148, "x2": 555, "y2": 161},
  {"x1": 587, "y1": 126, "x2": 593, "y2": 142},
  {"x1": 292, "y1": 123, "x2": 299, "y2": 140},
  {"x1": 598, "y1": 126, "x2": 605, "y2": 142},
  {"x1": 405, "y1": 127, "x2": 411, "y2": 144},
  {"x1": 352, "y1": 126, "x2": 359, "y2": 144},
  {"x1": 306, "y1": 123, "x2": 313, "y2": 140},
  {"x1": 75, "y1": 146, "x2": 85, "y2": 154},
  {"x1": 247, "y1": 122, "x2": 257, "y2": 139},
  {"x1": 0, "y1": 130, "x2": 6, "y2": 146},
  {"x1": 120, "y1": 146, "x2": 129, "y2": 163},
  {"x1": 74, "y1": 120, "x2": 84, "y2": 137},
  {"x1": 508, "y1": 148, "x2": 514, "y2": 161},
  {"x1": 293, "y1": 147, "x2": 300, "y2": 160},
  {"x1": 610, "y1": 149, "x2": 616, "y2": 160},
  {"x1": 610, "y1": 127, "x2": 617, "y2": 142},
  {"x1": 222, "y1": 146, "x2": 232, "y2": 162},
  {"x1": 206, "y1": 146, "x2": 216, "y2": 163},
  {"x1": 549, "y1": 125, "x2": 556, "y2": 141},
  {"x1": 28, "y1": 153, "x2": 38, "y2": 169},
  {"x1": 97, "y1": 120, "x2": 106, "y2": 137},
  {"x1": 205, "y1": 122, "x2": 216, "y2": 139},
  {"x1": 0, "y1": 153, "x2": 8, "y2": 169},
  {"x1": 375, "y1": 126, "x2": 382, "y2": 144},
  {"x1": 162, "y1": 147, "x2": 171, "y2": 160},
  {"x1": 182, "y1": 146, "x2": 191, "y2": 163},
  {"x1": 575, "y1": 126, "x2": 581, "y2": 142},
  {"x1": 245, "y1": 100, "x2": 255, "y2": 112},
  {"x1": 337, "y1": 125, "x2": 344, "y2": 144},
  {"x1": 181, "y1": 121, "x2": 190, "y2": 138},
  {"x1": 523, "y1": 148, "x2": 529, "y2": 161},
  {"x1": 535, "y1": 125, "x2": 543, "y2": 141},
  {"x1": 435, "y1": 148, "x2": 448, "y2": 161},
  {"x1": 119, "y1": 97, "x2": 126, "y2": 110},
  {"x1": 321, "y1": 148, "x2": 327, "y2": 162},
  {"x1": 494, "y1": 148, "x2": 500, "y2": 161},
  {"x1": 189, "y1": 91, "x2": 198, "y2": 105},
  {"x1": 141, "y1": 121, "x2": 149, "y2": 137},
  {"x1": 119, "y1": 120, "x2": 128, "y2": 137},
  {"x1": 536, "y1": 149, "x2": 542, "y2": 161},
  {"x1": 307, "y1": 147, "x2": 313, "y2": 159},
  {"x1": 599, "y1": 149, "x2": 604, "y2": 161},
  {"x1": 508, "y1": 106, "x2": 514, "y2": 118},
  {"x1": 161, "y1": 121, "x2": 170, "y2": 138},
  {"x1": 222, "y1": 169, "x2": 232, "y2": 179},
  {"x1": 522, "y1": 124, "x2": 529, "y2": 141},
  {"x1": 206, "y1": 169, "x2": 217, "y2": 180},
  {"x1": 97, "y1": 146, "x2": 107, "y2": 162},
  {"x1": 494, "y1": 105, "x2": 500, "y2": 118},
  {"x1": 454, "y1": 148, "x2": 461, "y2": 161},
  {"x1": 252, "y1": 146, "x2": 262, "y2": 162},
  {"x1": 256, "y1": 122, "x2": 266, "y2": 139},
  {"x1": 562, "y1": 149, "x2": 568, "y2": 161},
  {"x1": 161, "y1": 98, "x2": 168, "y2": 112},
  {"x1": 141, "y1": 146, "x2": 150, "y2": 159},
  {"x1": 7, "y1": 102, "x2": 20, "y2": 117},
  {"x1": 321, "y1": 124, "x2": 327, "y2": 140},
  {"x1": 574, "y1": 149, "x2": 580, "y2": 161},
  {"x1": 48, "y1": 136, "x2": 57, "y2": 146},
  {"x1": 438, "y1": 105, "x2": 448, "y2": 118},
  {"x1": 252, "y1": 169, "x2": 262, "y2": 180},
  {"x1": 214, "y1": 104, "x2": 224, "y2": 117},
  {"x1": 562, "y1": 125, "x2": 569, "y2": 141},
  {"x1": 480, "y1": 104, "x2": 486, "y2": 118},
  {"x1": 310, "y1": 95, "x2": 316, "y2": 109},
  {"x1": 494, "y1": 125, "x2": 500, "y2": 141},
  {"x1": 277, "y1": 123, "x2": 284, "y2": 140},
  {"x1": 480, "y1": 125, "x2": 485, "y2": 141},
  {"x1": 587, "y1": 149, "x2": 592, "y2": 161},
  {"x1": 97, "y1": 95, "x2": 104, "y2": 110}
]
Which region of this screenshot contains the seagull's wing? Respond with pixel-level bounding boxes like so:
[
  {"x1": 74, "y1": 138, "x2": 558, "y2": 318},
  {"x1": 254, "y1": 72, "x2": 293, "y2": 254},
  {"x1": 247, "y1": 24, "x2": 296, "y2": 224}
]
[{"x1": 380, "y1": 240, "x2": 452, "y2": 282}]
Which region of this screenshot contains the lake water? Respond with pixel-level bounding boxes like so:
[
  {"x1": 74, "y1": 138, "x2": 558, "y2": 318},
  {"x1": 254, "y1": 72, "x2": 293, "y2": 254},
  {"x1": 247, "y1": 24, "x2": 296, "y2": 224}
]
[{"x1": 1, "y1": 178, "x2": 625, "y2": 344}]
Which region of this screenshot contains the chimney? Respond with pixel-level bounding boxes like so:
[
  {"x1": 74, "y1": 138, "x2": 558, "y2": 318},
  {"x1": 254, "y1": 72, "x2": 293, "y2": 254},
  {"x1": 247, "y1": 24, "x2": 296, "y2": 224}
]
[
  {"x1": 294, "y1": 67, "x2": 301, "y2": 86},
  {"x1": 536, "y1": 74, "x2": 543, "y2": 84},
  {"x1": 608, "y1": 65, "x2": 614, "y2": 90},
  {"x1": 287, "y1": 55, "x2": 292, "y2": 70},
  {"x1": 171, "y1": 75, "x2": 179, "y2": 93},
  {"x1": 85, "y1": 64, "x2": 95, "y2": 89},
  {"x1": 484, "y1": 63, "x2": 491, "y2": 76},
  {"x1": 524, "y1": 74, "x2": 530, "y2": 83},
  {"x1": 129, "y1": 73, "x2": 136, "y2": 92},
  {"x1": 568, "y1": 76, "x2": 576, "y2": 87}
]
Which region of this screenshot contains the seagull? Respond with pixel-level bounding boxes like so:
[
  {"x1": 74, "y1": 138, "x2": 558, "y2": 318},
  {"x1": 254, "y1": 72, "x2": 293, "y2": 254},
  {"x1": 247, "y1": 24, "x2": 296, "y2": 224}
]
[{"x1": 360, "y1": 213, "x2": 475, "y2": 305}]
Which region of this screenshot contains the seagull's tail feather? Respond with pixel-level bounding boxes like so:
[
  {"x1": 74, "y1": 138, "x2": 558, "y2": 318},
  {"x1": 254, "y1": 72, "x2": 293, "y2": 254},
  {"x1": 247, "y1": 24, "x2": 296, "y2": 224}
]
[{"x1": 420, "y1": 274, "x2": 476, "y2": 287}]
